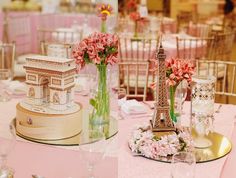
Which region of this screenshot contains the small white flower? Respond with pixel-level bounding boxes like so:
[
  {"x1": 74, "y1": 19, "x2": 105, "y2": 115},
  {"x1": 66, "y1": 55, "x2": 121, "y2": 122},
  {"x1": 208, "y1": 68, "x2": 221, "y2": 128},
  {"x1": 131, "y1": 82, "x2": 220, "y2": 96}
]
[{"x1": 129, "y1": 122, "x2": 194, "y2": 158}]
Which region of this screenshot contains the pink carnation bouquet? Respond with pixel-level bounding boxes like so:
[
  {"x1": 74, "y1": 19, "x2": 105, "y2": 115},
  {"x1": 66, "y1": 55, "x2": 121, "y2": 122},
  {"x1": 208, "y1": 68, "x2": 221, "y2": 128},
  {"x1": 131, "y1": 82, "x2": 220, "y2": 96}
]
[
  {"x1": 127, "y1": 0, "x2": 137, "y2": 12},
  {"x1": 165, "y1": 58, "x2": 195, "y2": 86},
  {"x1": 72, "y1": 32, "x2": 118, "y2": 71}
]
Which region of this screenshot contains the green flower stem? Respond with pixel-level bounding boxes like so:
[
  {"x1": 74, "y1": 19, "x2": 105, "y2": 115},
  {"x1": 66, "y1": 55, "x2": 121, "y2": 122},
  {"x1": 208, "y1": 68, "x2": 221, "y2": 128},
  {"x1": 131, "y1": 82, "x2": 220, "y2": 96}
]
[
  {"x1": 97, "y1": 64, "x2": 110, "y2": 121},
  {"x1": 101, "y1": 20, "x2": 106, "y2": 33},
  {"x1": 169, "y1": 85, "x2": 177, "y2": 123}
]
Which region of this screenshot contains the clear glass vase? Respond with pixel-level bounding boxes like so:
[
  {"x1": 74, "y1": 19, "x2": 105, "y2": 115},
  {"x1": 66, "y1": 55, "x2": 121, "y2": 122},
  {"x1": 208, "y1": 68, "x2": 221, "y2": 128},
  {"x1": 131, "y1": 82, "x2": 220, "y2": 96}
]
[
  {"x1": 89, "y1": 64, "x2": 110, "y2": 136},
  {"x1": 169, "y1": 81, "x2": 188, "y2": 124},
  {"x1": 191, "y1": 75, "x2": 216, "y2": 148}
]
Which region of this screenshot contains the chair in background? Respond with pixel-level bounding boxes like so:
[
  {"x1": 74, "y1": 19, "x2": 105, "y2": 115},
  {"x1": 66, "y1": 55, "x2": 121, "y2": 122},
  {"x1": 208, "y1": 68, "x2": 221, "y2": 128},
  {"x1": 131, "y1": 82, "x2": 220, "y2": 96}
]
[
  {"x1": 38, "y1": 28, "x2": 83, "y2": 45},
  {"x1": 176, "y1": 11, "x2": 193, "y2": 33},
  {"x1": 118, "y1": 36, "x2": 159, "y2": 62},
  {"x1": 0, "y1": 43, "x2": 15, "y2": 74},
  {"x1": 211, "y1": 31, "x2": 235, "y2": 61},
  {"x1": 40, "y1": 41, "x2": 73, "y2": 58},
  {"x1": 118, "y1": 61, "x2": 149, "y2": 101},
  {"x1": 176, "y1": 36, "x2": 215, "y2": 62},
  {"x1": 4, "y1": 13, "x2": 33, "y2": 78},
  {"x1": 222, "y1": 14, "x2": 236, "y2": 33},
  {"x1": 118, "y1": 36, "x2": 159, "y2": 91},
  {"x1": 196, "y1": 60, "x2": 236, "y2": 103},
  {"x1": 187, "y1": 23, "x2": 212, "y2": 38},
  {"x1": 149, "y1": 16, "x2": 162, "y2": 36}
]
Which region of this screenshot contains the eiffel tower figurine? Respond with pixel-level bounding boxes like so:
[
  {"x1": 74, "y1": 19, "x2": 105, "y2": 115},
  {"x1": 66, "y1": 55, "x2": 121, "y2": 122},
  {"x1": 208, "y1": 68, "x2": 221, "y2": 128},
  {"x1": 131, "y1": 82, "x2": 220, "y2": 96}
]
[{"x1": 150, "y1": 43, "x2": 175, "y2": 132}]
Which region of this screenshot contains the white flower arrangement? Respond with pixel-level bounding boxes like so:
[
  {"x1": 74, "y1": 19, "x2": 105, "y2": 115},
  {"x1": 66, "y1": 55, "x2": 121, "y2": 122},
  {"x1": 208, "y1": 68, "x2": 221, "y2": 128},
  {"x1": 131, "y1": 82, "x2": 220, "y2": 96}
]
[{"x1": 129, "y1": 122, "x2": 194, "y2": 159}]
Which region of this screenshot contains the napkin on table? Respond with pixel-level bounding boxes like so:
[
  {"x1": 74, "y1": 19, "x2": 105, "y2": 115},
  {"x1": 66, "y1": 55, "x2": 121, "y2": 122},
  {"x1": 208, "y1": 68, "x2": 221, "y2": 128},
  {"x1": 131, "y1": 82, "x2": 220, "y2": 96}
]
[{"x1": 121, "y1": 99, "x2": 147, "y2": 115}]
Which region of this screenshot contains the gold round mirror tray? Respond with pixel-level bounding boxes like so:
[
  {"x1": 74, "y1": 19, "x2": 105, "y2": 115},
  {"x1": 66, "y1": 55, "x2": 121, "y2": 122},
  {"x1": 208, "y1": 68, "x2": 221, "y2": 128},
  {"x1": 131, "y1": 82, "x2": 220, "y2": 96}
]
[
  {"x1": 13, "y1": 109, "x2": 118, "y2": 146},
  {"x1": 130, "y1": 132, "x2": 232, "y2": 163}
]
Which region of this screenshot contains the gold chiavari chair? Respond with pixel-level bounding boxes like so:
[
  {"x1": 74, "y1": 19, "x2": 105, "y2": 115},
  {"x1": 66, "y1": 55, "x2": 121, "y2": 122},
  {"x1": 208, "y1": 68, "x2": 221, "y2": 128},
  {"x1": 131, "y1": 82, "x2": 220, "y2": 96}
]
[
  {"x1": 118, "y1": 36, "x2": 159, "y2": 62},
  {"x1": 40, "y1": 41, "x2": 73, "y2": 58},
  {"x1": 118, "y1": 61, "x2": 149, "y2": 101},
  {"x1": 38, "y1": 28, "x2": 83, "y2": 45},
  {"x1": 4, "y1": 13, "x2": 33, "y2": 78},
  {"x1": 222, "y1": 14, "x2": 236, "y2": 32},
  {"x1": 0, "y1": 43, "x2": 15, "y2": 74},
  {"x1": 177, "y1": 11, "x2": 193, "y2": 32},
  {"x1": 176, "y1": 36, "x2": 215, "y2": 62},
  {"x1": 211, "y1": 31, "x2": 235, "y2": 61},
  {"x1": 118, "y1": 36, "x2": 159, "y2": 99},
  {"x1": 196, "y1": 60, "x2": 236, "y2": 103},
  {"x1": 187, "y1": 23, "x2": 212, "y2": 38},
  {"x1": 117, "y1": 17, "x2": 129, "y2": 34}
]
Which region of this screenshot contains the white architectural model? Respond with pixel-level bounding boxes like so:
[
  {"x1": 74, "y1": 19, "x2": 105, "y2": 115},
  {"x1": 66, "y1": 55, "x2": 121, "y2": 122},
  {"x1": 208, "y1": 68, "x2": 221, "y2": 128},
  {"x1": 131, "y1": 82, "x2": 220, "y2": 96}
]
[
  {"x1": 22, "y1": 55, "x2": 78, "y2": 114},
  {"x1": 16, "y1": 55, "x2": 82, "y2": 140}
]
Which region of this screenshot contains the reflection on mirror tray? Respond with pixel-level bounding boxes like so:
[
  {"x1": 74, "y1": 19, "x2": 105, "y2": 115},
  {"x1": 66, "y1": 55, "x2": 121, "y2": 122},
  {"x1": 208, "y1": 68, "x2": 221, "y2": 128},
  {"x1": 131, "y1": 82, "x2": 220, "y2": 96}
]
[{"x1": 12, "y1": 109, "x2": 118, "y2": 146}]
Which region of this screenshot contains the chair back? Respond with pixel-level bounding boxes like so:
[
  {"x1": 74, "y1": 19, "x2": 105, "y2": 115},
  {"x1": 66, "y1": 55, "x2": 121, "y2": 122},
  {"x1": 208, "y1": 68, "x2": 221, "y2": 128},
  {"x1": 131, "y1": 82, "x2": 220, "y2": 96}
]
[
  {"x1": 196, "y1": 60, "x2": 236, "y2": 98},
  {"x1": 40, "y1": 41, "x2": 73, "y2": 58},
  {"x1": 5, "y1": 13, "x2": 31, "y2": 56},
  {"x1": 177, "y1": 11, "x2": 193, "y2": 32},
  {"x1": 176, "y1": 36, "x2": 215, "y2": 62},
  {"x1": 38, "y1": 28, "x2": 83, "y2": 45},
  {"x1": 118, "y1": 36, "x2": 159, "y2": 62},
  {"x1": 211, "y1": 31, "x2": 235, "y2": 61},
  {"x1": 223, "y1": 14, "x2": 236, "y2": 31},
  {"x1": 118, "y1": 61, "x2": 149, "y2": 101},
  {"x1": 188, "y1": 23, "x2": 212, "y2": 38},
  {"x1": 0, "y1": 43, "x2": 16, "y2": 75}
]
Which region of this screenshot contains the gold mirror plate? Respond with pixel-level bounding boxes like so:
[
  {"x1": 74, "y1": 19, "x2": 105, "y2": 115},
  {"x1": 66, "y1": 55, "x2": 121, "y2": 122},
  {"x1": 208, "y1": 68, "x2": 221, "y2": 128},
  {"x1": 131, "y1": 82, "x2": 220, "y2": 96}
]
[
  {"x1": 130, "y1": 132, "x2": 232, "y2": 163},
  {"x1": 192, "y1": 131, "x2": 232, "y2": 163},
  {"x1": 13, "y1": 109, "x2": 118, "y2": 146}
]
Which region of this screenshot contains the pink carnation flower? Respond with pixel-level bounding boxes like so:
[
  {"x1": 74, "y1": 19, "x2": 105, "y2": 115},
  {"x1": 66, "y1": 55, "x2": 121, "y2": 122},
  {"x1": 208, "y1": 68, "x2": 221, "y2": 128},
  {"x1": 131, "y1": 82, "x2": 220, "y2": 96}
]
[
  {"x1": 72, "y1": 32, "x2": 118, "y2": 72},
  {"x1": 150, "y1": 57, "x2": 195, "y2": 88}
]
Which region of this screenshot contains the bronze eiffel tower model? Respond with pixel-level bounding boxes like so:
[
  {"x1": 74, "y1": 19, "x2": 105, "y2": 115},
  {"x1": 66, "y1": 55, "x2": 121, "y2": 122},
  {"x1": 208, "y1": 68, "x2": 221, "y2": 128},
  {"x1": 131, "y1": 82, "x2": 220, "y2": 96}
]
[{"x1": 150, "y1": 44, "x2": 175, "y2": 132}]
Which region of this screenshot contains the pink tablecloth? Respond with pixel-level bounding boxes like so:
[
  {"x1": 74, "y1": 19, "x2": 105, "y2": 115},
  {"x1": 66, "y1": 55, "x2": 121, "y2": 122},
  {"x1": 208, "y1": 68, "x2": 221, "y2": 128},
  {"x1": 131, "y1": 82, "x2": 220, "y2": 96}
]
[
  {"x1": 1, "y1": 91, "x2": 236, "y2": 178},
  {"x1": 0, "y1": 95, "x2": 117, "y2": 178},
  {"x1": 8, "y1": 140, "x2": 117, "y2": 178},
  {"x1": 118, "y1": 102, "x2": 236, "y2": 178}
]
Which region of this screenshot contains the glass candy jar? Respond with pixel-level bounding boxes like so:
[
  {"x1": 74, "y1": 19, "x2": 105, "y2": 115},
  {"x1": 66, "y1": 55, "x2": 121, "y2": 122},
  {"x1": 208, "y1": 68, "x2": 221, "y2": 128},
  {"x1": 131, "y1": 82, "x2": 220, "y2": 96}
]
[{"x1": 191, "y1": 76, "x2": 216, "y2": 148}]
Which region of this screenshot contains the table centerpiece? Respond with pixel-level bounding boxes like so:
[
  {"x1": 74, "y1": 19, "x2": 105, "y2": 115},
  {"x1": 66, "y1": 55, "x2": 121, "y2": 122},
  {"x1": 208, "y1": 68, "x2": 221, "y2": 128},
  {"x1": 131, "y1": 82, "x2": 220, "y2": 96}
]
[
  {"x1": 72, "y1": 32, "x2": 118, "y2": 126},
  {"x1": 129, "y1": 44, "x2": 194, "y2": 159}
]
